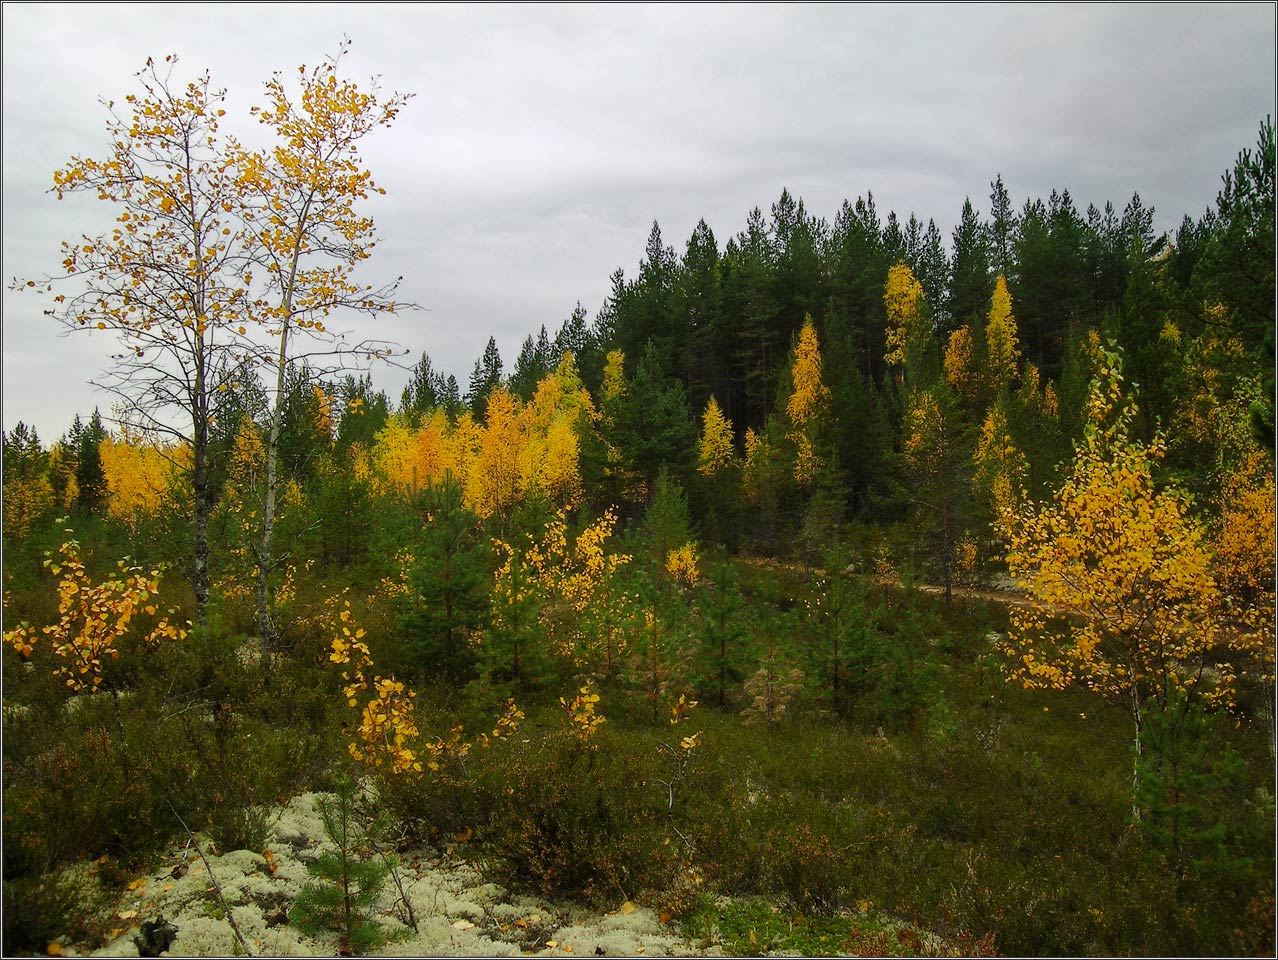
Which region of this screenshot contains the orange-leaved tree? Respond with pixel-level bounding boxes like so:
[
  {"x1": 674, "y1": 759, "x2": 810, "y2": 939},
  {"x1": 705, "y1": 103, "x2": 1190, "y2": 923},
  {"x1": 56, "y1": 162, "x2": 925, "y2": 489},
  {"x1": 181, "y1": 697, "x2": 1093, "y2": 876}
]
[
  {"x1": 998, "y1": 341, "x2": 1233, "y2": 804},
  {"x1": 517, "y1": 353, "x2": 595, "y2": 511}
]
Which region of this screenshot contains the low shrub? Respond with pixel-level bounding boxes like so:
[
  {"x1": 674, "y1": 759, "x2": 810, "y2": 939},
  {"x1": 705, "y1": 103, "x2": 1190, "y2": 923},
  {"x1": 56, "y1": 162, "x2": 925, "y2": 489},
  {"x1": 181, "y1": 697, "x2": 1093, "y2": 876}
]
[{"x1": 480, "y1": 726, "x2": 685, "y2": 905}]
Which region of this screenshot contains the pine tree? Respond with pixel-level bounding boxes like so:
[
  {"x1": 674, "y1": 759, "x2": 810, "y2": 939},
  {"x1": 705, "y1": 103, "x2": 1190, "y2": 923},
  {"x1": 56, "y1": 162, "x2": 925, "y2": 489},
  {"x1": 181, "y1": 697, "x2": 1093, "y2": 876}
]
[
  {"x1": 900, "y1": 381, "x2": 971, "y2": 601},
  {"x1": 829, "y1": 194, "x2": 891, "y2": 386},
  {"x1": 882, "y1": 211, "x2": 905, "y2": 266},
  {"x1": 672, "y1": 218, "x2": 721, "y2": 408},
  {"x1": 2, "y1": 423, "x2": 53, "y2": 540},
  {"x1": 730, "y1": 207, "x2": 780, "y2": 426},
  {"x1": 950, "y1": 198, "x2": 992, "y2": 330},
  {"x1": 697, "y1": 547, "x2": 748, "y2": 709},
  {"x1": 440, "y1": 375, "x2": 463, "y2": 420},
  {"x1": 289, "y1": 777, "x2": 395, "y2": 956},
  {"x1": 553, "y1": 302, "x2": 590, "y2": 360},
  {"x1": 915, "y1": 218, "x2": 950, "y2": 332},
  {"x1": 336, "y1": 374, "x2": 391, "y2": 451},
  {"x1": 277, "y1": 365, "x2": 335, "y2": 485},
  {"x1": 989, "y1": 174, "x2": 1017, "y2": 279},
  {"x1": 399, "y1": 479, "x2": 489, "y2": 680},
  {"x1": 48, "y1": 416, "x2": 83, "y2": 510},
  {"x1": 640, "y1": 467, "x2": 695, "y2": 570}
]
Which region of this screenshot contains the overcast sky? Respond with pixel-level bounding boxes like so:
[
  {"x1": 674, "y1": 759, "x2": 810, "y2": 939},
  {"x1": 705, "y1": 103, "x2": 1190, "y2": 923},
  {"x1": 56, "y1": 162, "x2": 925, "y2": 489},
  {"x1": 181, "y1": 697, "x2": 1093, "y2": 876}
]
[{"x1": 3, "y1": 2, "x2": 1274, "y2": 440}]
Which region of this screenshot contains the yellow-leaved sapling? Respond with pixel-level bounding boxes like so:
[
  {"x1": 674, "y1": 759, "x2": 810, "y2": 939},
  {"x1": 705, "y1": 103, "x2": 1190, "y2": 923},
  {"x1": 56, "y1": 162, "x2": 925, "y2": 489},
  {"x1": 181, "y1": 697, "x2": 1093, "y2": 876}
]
[
  {"x1": 3, "y1": 521, "x2": 188, "y2": 742},
  {"x1": 561, "y1": 681, "x2": 606, "y2": 742},
  {"x1": 997, "y1": 342, "x2": 1236, "y2": 812}
]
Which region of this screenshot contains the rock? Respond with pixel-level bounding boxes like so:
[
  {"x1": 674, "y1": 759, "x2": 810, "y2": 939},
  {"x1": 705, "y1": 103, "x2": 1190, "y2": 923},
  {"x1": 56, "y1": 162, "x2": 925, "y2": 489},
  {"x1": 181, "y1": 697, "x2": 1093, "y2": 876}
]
[{"x1": 132, "y1": 916, "x2": 179, "y2": 957}]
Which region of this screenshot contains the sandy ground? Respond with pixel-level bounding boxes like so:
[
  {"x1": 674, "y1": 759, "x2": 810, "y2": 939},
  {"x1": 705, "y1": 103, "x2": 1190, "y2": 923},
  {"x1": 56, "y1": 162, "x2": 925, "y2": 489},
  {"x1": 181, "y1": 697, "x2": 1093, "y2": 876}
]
[{"x1": 76, "y1": 792, "x2": 722, "y2": 958}]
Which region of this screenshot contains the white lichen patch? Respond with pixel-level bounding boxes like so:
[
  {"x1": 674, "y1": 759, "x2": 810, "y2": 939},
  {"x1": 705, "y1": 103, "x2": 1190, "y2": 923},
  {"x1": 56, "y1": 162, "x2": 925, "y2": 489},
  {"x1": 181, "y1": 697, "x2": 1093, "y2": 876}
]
[{"x1": 78, "y1": 791, "x2": 714, "y2": 958}]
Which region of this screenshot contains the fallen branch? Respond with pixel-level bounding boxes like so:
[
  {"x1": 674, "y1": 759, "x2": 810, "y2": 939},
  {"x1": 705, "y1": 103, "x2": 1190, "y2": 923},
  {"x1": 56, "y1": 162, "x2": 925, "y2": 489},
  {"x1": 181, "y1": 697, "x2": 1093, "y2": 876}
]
[{"x1": 164, "y1": 798, "x2": 255, "y2": 957}]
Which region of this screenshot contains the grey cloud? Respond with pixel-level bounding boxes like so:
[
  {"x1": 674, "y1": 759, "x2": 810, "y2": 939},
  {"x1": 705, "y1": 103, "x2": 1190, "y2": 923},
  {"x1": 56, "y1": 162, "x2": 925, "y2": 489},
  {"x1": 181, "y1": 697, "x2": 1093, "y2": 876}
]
[{"x1": 4, "y1": 2, "x2": 1273, "y2": 438}]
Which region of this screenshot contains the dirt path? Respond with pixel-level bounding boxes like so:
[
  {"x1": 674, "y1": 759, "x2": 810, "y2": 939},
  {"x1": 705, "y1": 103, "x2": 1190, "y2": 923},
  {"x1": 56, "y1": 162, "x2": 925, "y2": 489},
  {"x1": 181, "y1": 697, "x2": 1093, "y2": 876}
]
[
  {"x1": 915, "y1": 581, "x2": 1067, "y2": 614},
  {"x1": 739, "y1": 554, "x2": 1069, "y2": 617}
]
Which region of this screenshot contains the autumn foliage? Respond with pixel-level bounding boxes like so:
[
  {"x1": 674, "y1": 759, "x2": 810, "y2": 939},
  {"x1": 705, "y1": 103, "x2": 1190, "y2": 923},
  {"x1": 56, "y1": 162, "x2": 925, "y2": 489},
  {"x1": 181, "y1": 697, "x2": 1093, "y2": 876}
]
[
  {"x1": 883, "y1": 262, "x2": 927, "y2": 371},
  {"x1": 784, "y1": 317, "x2": 831, "y2": 485},
  {"x1": 3, "y1": 67, "x2": 1274, "y2": 958},
  {"x1": 998, "y1": 343, "x2": 1234, "y2": 742},
  {"x1": 3, "y1": 526, "x2": 187, "y2": 693}
]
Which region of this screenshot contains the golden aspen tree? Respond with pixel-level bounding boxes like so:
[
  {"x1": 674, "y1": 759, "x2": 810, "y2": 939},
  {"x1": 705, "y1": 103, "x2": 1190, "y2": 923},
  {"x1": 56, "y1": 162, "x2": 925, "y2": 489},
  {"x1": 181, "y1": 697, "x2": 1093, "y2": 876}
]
[
  {"x1": 784, "y1": 316, "x2": 831, "y2": 486},
  {"x1": 560, "y1": 682, "x2": 606, "y2": 741},
  {"x1": 16, "y1": 56, "x2": 257, "y2": 622},
  {"x1": 528, "y1": 510, "x2": 632, "y2": 666},
  {"x1": 367, "y1": 413, "x2": 451, "y2": 500},
  {"x1": 442, "y1": 411, "x2": 481, "y2": 487},
  {"x1": 535, "y1": 417, "x2": 583, "y2": 508},
  {"x1": 328, "y1": 601, "x2": 422, "y2": 775},
  {"x1": 998, "y1": 342, "x2": 1233, "y2": 803},
  {"x1": 696, "y1": 396, "x2": 740, "y2": 544},
  {"x1": 883, "y1": 262, "x2": 928, "y2": 372},
  {"x1": 697, "y1": 396, "x2": 735, "y2": 478},
  {"x1": 238, "y1": 41, "x2": 413, "y2": 648},
  {"x1": 490, "y1": 511, "x2": 632, "y2": 679},
  {"x1": 741, "y1": 427, "x2": 782, "y2": 507},
  {"x1": 665, "y1": 542, "x2": 701, "y2": 587},
  {"x1": 313, "y1": 384, "x2": 335, "y2": 442},
  {"x1": 366, "y1": 416, "x2": 419, "y2": 498},
  {"x1": 984, "y1": 275, "x2": 1021, "y2": 393}
]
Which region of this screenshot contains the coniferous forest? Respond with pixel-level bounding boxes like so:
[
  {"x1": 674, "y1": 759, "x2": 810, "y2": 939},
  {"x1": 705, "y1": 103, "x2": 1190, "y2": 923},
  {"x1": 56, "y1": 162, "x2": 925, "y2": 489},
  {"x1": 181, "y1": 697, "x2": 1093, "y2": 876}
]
[{"x1": 2, "y1": 47, "x2": 1274, "y2": 958}]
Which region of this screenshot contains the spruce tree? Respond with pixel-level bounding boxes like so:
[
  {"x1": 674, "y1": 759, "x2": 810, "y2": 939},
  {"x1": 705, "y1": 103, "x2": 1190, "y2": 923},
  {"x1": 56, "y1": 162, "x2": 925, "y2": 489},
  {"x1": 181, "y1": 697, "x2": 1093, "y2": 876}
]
[
  {"x1": 400, "y1": 352, "x2": 443, "y2": 420},
  {"x1": 950, "y1": 198, "x2": 993, "y2": 332},
  {"x1": 609, "y1": 342, "x2": 697, "y2": 504},
  {"x1": 467, "y1": 336, "x2": 504, "y2": 419},
  {"x1": 75, "y1": 410, "x2": 108, "y2": 515}
]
